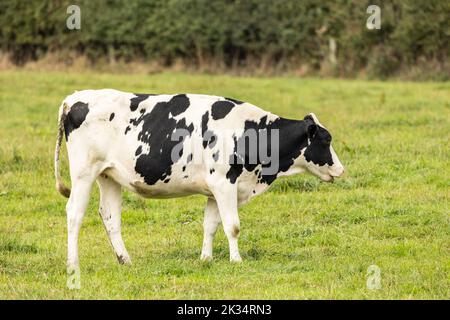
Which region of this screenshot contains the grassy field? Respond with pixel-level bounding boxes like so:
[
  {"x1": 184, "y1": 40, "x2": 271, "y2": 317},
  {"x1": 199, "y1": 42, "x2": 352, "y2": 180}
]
[{"x1": 0, "y1": 70, "x2": 448, "y2": 299}]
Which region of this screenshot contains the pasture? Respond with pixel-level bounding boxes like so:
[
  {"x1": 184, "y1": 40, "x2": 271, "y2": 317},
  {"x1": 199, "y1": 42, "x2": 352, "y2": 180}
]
[{"x1": 0, "y1": 70, "x2": 448, "y2": 299}]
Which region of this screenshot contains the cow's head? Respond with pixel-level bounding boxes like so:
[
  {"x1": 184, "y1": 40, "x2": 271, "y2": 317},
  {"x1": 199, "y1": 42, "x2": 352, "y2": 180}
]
[{"x1": 298, "y1": 113, "x2": 345, "y2": 182}]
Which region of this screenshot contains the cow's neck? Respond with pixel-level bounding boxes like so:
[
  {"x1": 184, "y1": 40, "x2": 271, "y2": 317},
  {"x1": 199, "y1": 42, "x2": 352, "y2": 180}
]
[
  {"x1": 260, "y1": 117, "x2": 308, "y2": 184},
  {"x1": 277, "y1": 117, "x2": 308, "y2": 171}
]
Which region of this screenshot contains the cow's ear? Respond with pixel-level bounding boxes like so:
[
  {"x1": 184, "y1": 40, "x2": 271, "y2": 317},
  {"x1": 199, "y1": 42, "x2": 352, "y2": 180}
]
[
  {"x1": 307, "y1": 123, "x2": 317, "y2": 138},
  {"x1": 304, "y1": 114, "x2": 317, "y2": 138}
]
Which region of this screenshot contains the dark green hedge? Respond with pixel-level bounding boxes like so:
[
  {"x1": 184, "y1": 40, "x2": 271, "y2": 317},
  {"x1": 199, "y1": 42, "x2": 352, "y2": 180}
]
[{"x1": 1, "y1": 0, "x2": 448, "y2": 78}]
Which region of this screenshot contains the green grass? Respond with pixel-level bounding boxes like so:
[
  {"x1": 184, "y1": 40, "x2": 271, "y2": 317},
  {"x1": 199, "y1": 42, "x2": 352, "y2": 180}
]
[{"x1": 0, "y1": 70, "x2": 449, "y2": 299}]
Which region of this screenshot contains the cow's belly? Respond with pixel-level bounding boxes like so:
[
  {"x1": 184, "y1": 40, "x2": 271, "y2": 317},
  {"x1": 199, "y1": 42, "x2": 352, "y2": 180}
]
[{"x1": 102, "y1": 161, "x2": 212, "y2": 199}]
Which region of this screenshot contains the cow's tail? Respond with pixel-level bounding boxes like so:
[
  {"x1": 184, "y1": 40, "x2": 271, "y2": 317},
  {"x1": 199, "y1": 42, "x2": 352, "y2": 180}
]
[{"x1": 55, "y1": 102, "x2": 71, "y2": 198}]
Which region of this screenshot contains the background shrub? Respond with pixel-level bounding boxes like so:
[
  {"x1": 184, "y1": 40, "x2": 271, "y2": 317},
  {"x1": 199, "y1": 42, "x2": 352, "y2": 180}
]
[{"x1": 0, "y1": 0, "x2": 448, "y2": 79}]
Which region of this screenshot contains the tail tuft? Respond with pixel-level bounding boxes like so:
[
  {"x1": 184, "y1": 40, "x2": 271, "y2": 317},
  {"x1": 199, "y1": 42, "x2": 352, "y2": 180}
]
[{"x1": 56, "y1": 181, "x2": 71, "y2": 198}]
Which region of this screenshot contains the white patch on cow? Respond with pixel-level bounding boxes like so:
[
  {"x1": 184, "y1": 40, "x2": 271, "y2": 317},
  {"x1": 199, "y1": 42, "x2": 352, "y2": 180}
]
[{"x1": 329, "y1": 145, "x2": 345, "y2": 177}]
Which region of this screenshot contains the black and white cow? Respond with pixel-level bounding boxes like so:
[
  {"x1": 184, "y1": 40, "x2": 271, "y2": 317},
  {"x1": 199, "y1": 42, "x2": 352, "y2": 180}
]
[{"x1": 54, "y1": 89, "x2": 344, "y2": 277}]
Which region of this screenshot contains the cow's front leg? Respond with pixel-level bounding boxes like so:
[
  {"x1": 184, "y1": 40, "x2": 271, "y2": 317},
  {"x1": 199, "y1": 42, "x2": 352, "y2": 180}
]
[
  {"x1": 200, "y1": 198, "x2": 221, "y2": 261},
  {"x1": 211, "y1": 182, "x2": 242, "y2": 262},
  {"x1": 97, "y1": 175, "x2": 131, "y2": 265}
]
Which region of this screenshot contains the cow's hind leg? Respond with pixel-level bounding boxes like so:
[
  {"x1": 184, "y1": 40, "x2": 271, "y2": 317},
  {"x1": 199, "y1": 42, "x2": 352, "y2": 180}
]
[
  {"x1": 200, "y1": 198, "x2": 221, "y2": 261},
  {"x1": 66, "y1": 175, "x2": 96, "y2": 289},
  {"x1": 97, "y1": 175, "x2": 131, "y2": 265}
]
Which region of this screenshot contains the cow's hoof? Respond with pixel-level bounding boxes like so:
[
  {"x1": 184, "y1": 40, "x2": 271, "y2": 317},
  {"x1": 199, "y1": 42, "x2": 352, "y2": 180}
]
[
  {"x1": 66, "y1": 266, "x2": 81, "y2": 290},
  {"x1": 200, "y1": 254, "x2": 213, "y2": 262},
  {"x1": 117, "y1": 254, "x2": 132, "y2": 265},
  {"x1": 230, "y1": 256, "x2": 243, "y2": 263}
]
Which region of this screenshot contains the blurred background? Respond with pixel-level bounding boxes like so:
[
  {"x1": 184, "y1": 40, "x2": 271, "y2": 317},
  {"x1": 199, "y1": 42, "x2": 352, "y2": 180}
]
[{"x1": 1, "y1": 0, "x2": 448, "y2": 80}]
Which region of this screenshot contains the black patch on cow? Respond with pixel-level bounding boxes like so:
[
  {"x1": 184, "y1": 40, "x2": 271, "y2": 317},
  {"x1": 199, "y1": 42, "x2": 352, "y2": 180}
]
[
  {"x1": 201, "y1": 111, "x2": 209, "y2": 135},
  {"x1": 226, "y1": 163, "x2": 244, "y2": 184},
  {"x1": 226, "y1": 116, "x2": 310, "y2": 185},
  {"x1": 125, "y1": 126, "x2": 131, "y2": 135},
  {"x1": 164, "y1": 178, "x2": 170, "y2": 183},
  {"x1": 225, "y1": 97, "x2": 244, "y2": 104},
  {"x1": 303, "y1": 125, "x2": 333, "y2": 166},
  {"x1": 132, "y1": 94, "x2": 193, "y2": 185},
  {"x1": 203, "y1": 132, "x2": 217, "y2": 149},
  {"x1": 212, "y1": 151, "x2": 219, "y2": 162},
  {"x1": 187, "y1": 153, "x2": 193, "y2": 163},
  {"x1": 64, "y1": 101, "x2": 89, "y2": 140},
  {"x1": 130, "y1": 94, "x2": 153, "y2": 112},
  {"x1": 135, "y1": 146, "x2": 142, "y2": 156},
  {"x1": 208, "y1": 134, "x2": 217, "y2": 148},
  {"x1": 210, "y1": 168, "x2": 215, "y2": 174},
  {"x1": 201, "y1": 111, "x2": 210, "y2": 148},
  {"x1": 109, "y1": 113, "x2": 115, "y2": 121},
  {"x1": 201, "y1": 110, "x2": 217, "y2": 148},
  {"x1": 211, "y1": 100, "x2": 235, "y2": 120}
]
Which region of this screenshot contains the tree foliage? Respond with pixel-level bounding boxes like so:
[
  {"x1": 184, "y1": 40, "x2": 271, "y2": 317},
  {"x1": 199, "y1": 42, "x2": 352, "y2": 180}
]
[{"x1": 0, "y1": 0, "x2": 448, "y2": 78}]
